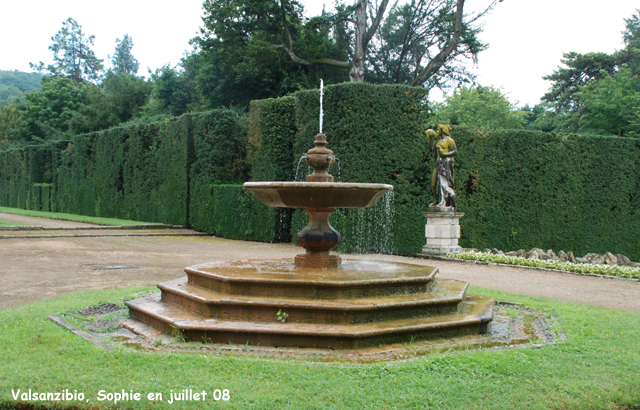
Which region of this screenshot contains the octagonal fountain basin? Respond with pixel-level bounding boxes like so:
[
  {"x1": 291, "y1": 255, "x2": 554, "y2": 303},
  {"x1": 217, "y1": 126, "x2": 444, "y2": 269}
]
[
  {"x1": 243, "y1": 182, "x2": 393, "y2": 209},
  {"x1": 125, "y1": 259, "x2": 494, "y2": 349}
]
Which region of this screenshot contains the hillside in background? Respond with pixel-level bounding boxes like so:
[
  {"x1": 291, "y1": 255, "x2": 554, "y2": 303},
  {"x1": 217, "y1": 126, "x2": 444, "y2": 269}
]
[{"x1": 0, "y1": 70, "x2": 43, "y2": 107}]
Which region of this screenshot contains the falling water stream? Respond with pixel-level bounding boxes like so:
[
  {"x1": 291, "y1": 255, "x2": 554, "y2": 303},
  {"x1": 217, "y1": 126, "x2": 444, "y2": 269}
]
[{"x1": 352, "y1": 191, "x2": 395, "y2": 254}]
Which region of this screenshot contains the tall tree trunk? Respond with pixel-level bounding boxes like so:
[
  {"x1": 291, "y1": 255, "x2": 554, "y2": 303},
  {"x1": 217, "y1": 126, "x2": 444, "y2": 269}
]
[
  {"x1": 410, "y1": 0, "x2": 465, "y2": 87},
  {"x1": 350, "y1": 0, "x2": 367, "y2": 82}
]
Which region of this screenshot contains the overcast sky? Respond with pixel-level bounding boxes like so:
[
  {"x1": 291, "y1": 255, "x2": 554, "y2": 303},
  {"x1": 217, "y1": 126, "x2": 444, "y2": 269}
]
[{"x1": 1, "y1": 0, "x2": 638, "y2": 107}]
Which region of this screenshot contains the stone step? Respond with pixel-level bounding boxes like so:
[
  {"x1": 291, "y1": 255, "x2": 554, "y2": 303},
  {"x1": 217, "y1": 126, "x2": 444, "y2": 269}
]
[
  {"x1": 158, "y1": 277, "x2": 468, "y2": 324},
  {"x1": 125, "y1": 294, "x2": 493, "y2": 349},
  {"x1": 185, "y1": 259, "x2": 438, "y2": 299}
]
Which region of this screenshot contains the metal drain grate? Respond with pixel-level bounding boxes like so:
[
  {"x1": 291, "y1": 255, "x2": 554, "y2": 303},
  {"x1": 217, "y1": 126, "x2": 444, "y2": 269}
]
[
  {"x1": 76, "y1": 303, "x2": 125, "y2": 317},
  {"x1": 89, "y1": 265, "x2": 138, "y2": 270}
]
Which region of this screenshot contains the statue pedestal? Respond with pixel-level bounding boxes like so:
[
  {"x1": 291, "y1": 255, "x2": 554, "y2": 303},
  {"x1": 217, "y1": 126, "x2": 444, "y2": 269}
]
[{"x1": 420, "y1": 211, "x2": 464, "y2": 256}]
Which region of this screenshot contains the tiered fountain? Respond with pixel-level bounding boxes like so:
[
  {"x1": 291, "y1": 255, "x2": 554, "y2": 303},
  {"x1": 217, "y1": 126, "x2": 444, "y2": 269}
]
[{"x1": 125, "y1": 82, "x2": 493, "y2": 349}]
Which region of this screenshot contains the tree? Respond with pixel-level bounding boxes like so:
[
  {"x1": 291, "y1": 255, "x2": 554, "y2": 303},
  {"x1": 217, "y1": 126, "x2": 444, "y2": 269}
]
[
  {"x1": 17, "y1": 77, "x2": 103, "y2": 140},
  {"x1": 541, "y1": 51, "x2": 618, "y2": 113},
  {"x1": 101, "y1": 71, "x2": 152, "y2": 124},
  {"x1": 368, "y1": 0, "x2": 490, "y2": 88},
  {"x1": 191, "y1": 0, "x2": 495, "y2": 107},
  {"x1": 540, "y1": 10, "x2": 640, "y2": 133},
  {"x1": 0, "y1": 104, "x2": 22, "y2": 145},
  {"x1": 147, "y1": 65, "x2": 199, "y2": 117},
  {"x1": 31, "y1": 18, "x2": 104, "y2": 84},
  {"x1": 111, "y1": 34, "x2": 140, "y2": 75},
  {"x1": 431, "y1": 85, "x2": 529, "y2": 129},
  {"x1": 576, "y1": 66, "x2": 640, "y2": 137}
]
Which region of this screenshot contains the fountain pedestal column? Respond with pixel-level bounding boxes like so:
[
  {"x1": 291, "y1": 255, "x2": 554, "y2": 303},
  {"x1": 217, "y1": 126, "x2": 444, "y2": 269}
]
[
  {"x1": 420, "y1": 211, "x2": 464, "y2": 256},
  {"x1": 295, "y1": 207, "x2": 342, "y2": 268}
]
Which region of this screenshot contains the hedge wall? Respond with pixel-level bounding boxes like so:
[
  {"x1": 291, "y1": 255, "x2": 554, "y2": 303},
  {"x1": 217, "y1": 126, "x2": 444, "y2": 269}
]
[
  {"x1": 246, "y1": 96, "x2": 300, "y2": 242},
  {"x1": 0, "y1": 143, "x2": 62, "y2": 210},
  {"x1": 1, "y1": 83, "x2": 638, "y2": 260},
  {"x1": 451, "y1": 127, "x2": 640, "y2": 259},
  {"x1": 55, "y1": 116, "x2": 191, "y2": 225},
  {"x1": 289, "y1": 83, "x2": 430, "y2": 255},
  {"x1": 189, "y1": 110, "x2": 250, "y2": 233},
  {"x1": 250, "y1": 83, "x2": 640, "y2": 259},
  {"x1": 245, "y1": 83, "x2": 430, "y2": 255},
  {"x1": 189, "y1": 185, "x2": 276, "y2": 242}
]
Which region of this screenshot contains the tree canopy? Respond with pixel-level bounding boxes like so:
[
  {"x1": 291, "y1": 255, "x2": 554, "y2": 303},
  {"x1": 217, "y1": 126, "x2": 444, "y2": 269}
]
[
  {"x1": 431, "y1": 85, "x2": 529, "y2": 129},
  {"x1": 111, "y1": 34, "x2": 140, "y2": 75},
  {"x1": 536, "y1": 9, "x2": 640, "y2": 137},
  {"x1": 180, "y1": 0, "x2": 495, "y2": 109},
  {"x1": 0, "y1": 70, "x2": 44, "y2": 108},
  {"x1": 31, "y1": 18, "x2": 104, "y2": 84}
]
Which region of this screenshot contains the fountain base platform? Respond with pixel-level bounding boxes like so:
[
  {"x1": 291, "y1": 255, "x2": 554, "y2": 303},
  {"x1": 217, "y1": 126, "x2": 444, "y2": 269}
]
[{"x1": 125, "y1": 260, "x2": 493, "y2": 349}]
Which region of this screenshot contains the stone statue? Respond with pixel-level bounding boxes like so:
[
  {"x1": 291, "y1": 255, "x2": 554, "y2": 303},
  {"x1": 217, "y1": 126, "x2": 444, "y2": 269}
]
[{"x1": 427, "y1": 124, "x2": 458, "y2": 211}]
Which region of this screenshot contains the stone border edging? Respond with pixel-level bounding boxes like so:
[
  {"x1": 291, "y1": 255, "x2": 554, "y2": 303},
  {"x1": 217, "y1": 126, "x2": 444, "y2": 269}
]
[
  {"x1": 0, "y1": 232, "x2": 209, "y2": 239},
  {"x1": 0, "y1": 224, "x2": 187, "y2": 231},
  {"x1": 48, "y1": 315, "x2": 113, "y2": 352},
  {"x1": 416, "y1": 254, "x2": 640, "y2": 282}
]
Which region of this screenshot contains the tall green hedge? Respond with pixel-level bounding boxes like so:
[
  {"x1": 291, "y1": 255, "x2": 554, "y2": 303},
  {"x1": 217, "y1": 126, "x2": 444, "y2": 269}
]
[
  {"x1": 247, "y1": 96, "x2": 300, "y2": 242},
  {"x1": 190, "y1": 185, "x2": 276, "y2": 242},
  {"x1": 290, "y1": 83, "x2": 430, "y2": 255},
  {"x1": 55, "y1": 116, "x2": 191, "y2": 225},
  {"x1": 250, "y1": 84, "x2": 640, "y2": 259},
  {"x1": 0, "y1": 144, "x2": 60, "y2": 210},
  {"x1": 1, "y1": 83, "x2": 638, "y2": 260},
  {"x1": 451, "y1": 127, "x2": 640, "y2": 259},
  {"x1": 189, "y1": 110, "x2": 250, "y2": 233}
]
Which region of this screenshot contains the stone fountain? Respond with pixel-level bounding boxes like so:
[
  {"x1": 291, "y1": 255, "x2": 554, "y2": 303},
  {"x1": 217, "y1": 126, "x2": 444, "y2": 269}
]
[{"x1": 125, "y1": 84, "x2": 493, "y2": 350}]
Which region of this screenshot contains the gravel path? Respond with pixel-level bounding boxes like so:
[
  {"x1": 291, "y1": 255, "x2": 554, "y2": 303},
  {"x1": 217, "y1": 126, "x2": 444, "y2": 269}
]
[
  {"x1": 0, "y1": 213, "x2": 103, "y2": 228},
  {"x1": 0, "y1": 217, "x2": 638, "y2": 312}
]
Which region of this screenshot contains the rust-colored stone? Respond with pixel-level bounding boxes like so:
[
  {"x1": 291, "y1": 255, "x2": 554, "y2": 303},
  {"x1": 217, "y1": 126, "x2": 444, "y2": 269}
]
[
  {"x1": 304, "y1": 133, "x2": 335, "y2": 182},
  {"x1": 125, "y1": 128, "x2": 494, "y2": 350},
  {"x1": 126, "y1": 259, "x2": 494, "y2": 349}
]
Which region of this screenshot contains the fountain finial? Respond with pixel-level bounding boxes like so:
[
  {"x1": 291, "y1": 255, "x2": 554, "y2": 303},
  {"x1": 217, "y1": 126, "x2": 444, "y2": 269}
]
[{"x1": 304, "y1": 80, "x2": 335, "y2": 182}]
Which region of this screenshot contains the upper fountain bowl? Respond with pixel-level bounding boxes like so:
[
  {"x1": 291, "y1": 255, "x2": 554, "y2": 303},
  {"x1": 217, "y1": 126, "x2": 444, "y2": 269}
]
[{"x1": 243, "y1": 182, "x2": 393, "y2": 209}]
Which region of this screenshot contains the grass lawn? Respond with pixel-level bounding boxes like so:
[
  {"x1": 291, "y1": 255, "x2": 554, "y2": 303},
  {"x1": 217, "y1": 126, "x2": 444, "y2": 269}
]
[
  {"x1": 1, "y1": 287, "x2": 639, "y2": 410},
  {"x1": 0, "y1": 207, "x2": 159, "y2": 226},
  {"x1": 0, "y1": 221, "x2": 18, "y2": 226}
]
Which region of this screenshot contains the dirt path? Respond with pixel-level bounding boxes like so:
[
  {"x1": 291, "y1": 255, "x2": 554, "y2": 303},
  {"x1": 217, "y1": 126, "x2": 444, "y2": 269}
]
[{"x1": 1, "y1": 228, "x2": 638, "y2": 312}]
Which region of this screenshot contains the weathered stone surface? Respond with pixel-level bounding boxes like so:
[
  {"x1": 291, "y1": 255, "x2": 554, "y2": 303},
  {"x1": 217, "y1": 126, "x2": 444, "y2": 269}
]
[
  {"x1": 616, "y1": 254, "x2": 634, "y2": 267},
  {"x1": 527, "y1": 249, "x2": 541, "y2": 260},
  {"x1": 583, "y1": 253, "x2": 605, "y2": 265},
  {"x1": 458, "y1": 245, "x2": 635, "y2": 267},
  {"x1": 540, "y1": 250, "x2": 552, "y2": 261},
  {"x1": 603, "y1": 252, "x2": 618, "y2": 265},
  {"x1": 421, "y1": 212, "x2": 464, "y2": 256}
]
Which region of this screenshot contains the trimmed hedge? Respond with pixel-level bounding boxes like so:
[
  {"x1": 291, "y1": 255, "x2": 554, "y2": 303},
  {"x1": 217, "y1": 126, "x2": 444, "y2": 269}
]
[
  {"x1": 1, "y1": 83, "x2": 638, "y2": 260},
  {"x1": 189, "y1": 185, "x2": 276, "y2": 242},
  {"x1": 282, "y1": 83, "x2": 430, "y2": 255},
  {"x1": 250, "y1": 84, "x2": 640, "y2": 259},
  {"x1": 189, "y1": 110, "x2": 249, "y2": 233},
  {"x1": 247, "y1": 97, "x2": 299, "y2": 242},
  {"x1": 0, "y1": 143, "x2": 61, "y2": 210},
  {"x1": 55, "y1": 116, "x2": 191, "y2": 225},
  {"x1": 451, "y1": 127, "x2": 640, "y2": 259}
]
